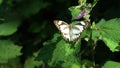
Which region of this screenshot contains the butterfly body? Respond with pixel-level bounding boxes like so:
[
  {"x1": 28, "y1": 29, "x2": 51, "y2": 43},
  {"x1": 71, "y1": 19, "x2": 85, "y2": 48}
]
[{"x1": 54, "y1": 20, "x2": 88, "y2": 42}]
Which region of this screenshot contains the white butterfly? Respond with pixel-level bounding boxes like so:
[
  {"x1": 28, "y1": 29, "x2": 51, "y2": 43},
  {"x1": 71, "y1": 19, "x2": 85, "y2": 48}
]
[{"x1": 54, "y1": 20, "x2": 89, "y2": 42}]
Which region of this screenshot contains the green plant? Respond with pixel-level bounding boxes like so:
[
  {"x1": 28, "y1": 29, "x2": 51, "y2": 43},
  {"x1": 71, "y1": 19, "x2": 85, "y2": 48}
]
[{"x1": 0, "y1": 0, "x2": 120, "y2": 68}]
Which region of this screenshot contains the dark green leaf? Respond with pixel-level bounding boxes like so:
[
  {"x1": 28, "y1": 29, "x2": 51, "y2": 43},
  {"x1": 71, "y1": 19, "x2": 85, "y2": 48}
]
[
  {"x1": 19, "y1": 0, "x2": 50, "y2": 17},
  {"x1": 35, "y1": 33, "x2": 60, "y2": 63}
]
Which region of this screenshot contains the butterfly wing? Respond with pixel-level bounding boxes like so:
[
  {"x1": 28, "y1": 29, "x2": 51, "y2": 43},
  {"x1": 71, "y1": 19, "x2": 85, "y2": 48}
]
[
  {"x1": 69, "y1": 27, "x2": 81, "y2": 41},
  {"x1": 54, "y1": 20, "x2": 71, "y2": 41},
  {"x1": 69, "y1": 21, "x2": 88, "y2": 41}
]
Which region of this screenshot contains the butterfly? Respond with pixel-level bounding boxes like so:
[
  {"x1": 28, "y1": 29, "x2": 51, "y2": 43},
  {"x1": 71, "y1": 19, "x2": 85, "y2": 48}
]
[{"x1": 54, "y1": 20, "x2": 89, "y2": 42}]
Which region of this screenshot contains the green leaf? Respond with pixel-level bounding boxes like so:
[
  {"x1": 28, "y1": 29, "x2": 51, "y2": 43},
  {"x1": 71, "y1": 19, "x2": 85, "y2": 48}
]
[
  {"x1": 49, "y1": 40, "x2": 80, "y2": 67},
  {"x1": 24, "y1": 57, "x2": 42, "y2": 68},
  {"x1": 78, "y1": 0, "x2": 86, "y2": 5},
  {"x1": 69, "y1": 6, "x2": 82, "y2": 20},
  {"x1": 49, "y1": 40, "x2": 67, "y2": 66},
  {"x1": 92, "y1": 18, "x2": 120, "y2": 52},
  {"x1": 102, "y1": 61, "x2": 120, "y2": 68},
  {"x1": 81, "y1": 60, "x2": 93, "y2": 68},
  {"x1": 36, "y1": 33, "x2": 81, "y2": 67},
  {"x1": 3, "y1": 58, "x2": 22, "y2": 68},
  {"x1": 0, "y1": 0, "x2": 3, "y2": 5},
  {"x1": 35, "y1": 43, "x2": 56, "y2": 63},
  {"x1": 102, "y1": 37, "x2": 119, "y2": 52},
  {"x1": 62, "y1": 62, "x2": 81, "y2": 68},
  {"x1": 70, "y1": 63, "x2": 81, "y2": 68},
  {"x1": 35, "y1": 34, "x2": 59, "y2": 63},
  {"x1": 0, "y1": 20, "x2": 20, "y2": 36},
  {"x1": 69, "y1": 0, "x2": 87, "y2": 19},
  {"x1": 0, "y1": 40, "x2": 22, "y2": 63}
]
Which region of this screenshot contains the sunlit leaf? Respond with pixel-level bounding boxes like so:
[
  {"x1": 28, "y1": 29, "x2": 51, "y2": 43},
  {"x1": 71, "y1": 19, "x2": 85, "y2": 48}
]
[
  {"x1": 92, "y1": 18, "x2": 120, "y2": 52},
  {"x1": 102, "y1": 61, "x2": 120, "y2": 68},
  {"x1": 0, "y1": 40, "x2": 22, "y2": 63},
  {"x1": 62, "y1": 62, "x2": 81, "y2": 68},
  {"x1": 69, "y1": 6, "x2": 82, "y2": 20},
  {"x1": 24, "y1": 56, "x2": 42, "y2": 68},
  {"x1": 70, "y1": 63, "x2": 81, "y2": 68},
  {"x1": 49, "y1": 40, "x2": 80, "y2": 67},
  {"x1": 0, "y1": 20, "x2": 20, "y2": 36},
  {"x1": 49, "y1": 40, "x2": 67, "y2": 65},
  {"x1": 103, "y1": 37, "x2": 119, "y2": 51},
  {"x1": 0, "y1": 0, "x2": 3, "y2": 5},
  {"x1": 78, "y1": 0, "x2": 86, "y2": 5}
]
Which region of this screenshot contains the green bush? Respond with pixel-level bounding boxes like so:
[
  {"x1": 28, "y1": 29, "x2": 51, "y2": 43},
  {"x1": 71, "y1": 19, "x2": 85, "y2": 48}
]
[{"x1": 0, "y1": 0, "x2": 120, "y2": 68}]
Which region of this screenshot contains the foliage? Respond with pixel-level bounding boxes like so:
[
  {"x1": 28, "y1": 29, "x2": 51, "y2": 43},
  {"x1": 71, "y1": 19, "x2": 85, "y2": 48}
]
[
  {"x1": 102, "y1": 61, "x2": 120, "y2": 68},
  {"x1": 0, "y1": 0, "x2": 120, "y2": 68},
  {"x1": 0, "y1": 20, "x2": 20, "y2": 36},
  {"x1": 92, "y1": 19, "x2": 120, "y2": 52},
  {"x1": 0, "y1": 40, "x2": 22, "y2": 63}
]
